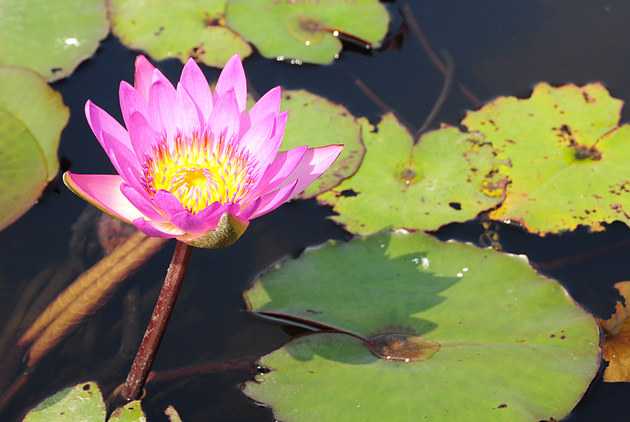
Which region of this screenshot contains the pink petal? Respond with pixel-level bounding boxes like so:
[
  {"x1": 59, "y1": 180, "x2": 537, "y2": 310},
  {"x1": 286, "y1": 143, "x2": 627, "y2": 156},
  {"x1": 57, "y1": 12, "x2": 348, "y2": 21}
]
[
  {"x1": 215, "y1": 54, "x2": 247, "y2": 112},
  {"x1": 288, "y1": 145, "x2": 344, "y2": 196},
  {"x1": 132, "y1": 219, "x2": 182, "y2": 238},
  {"x1": 119, "y1": 81, "x2": 148, "y2": 130},
  {"x1": 64, "y1": 173, "x2": 143, "y2": 223},
  {"x1": 249, "y1": 86, "x2": 281, "y2": 126},
  {"x1": 176, "y1": 82, "x2": 202, "y2": 138},
  {"x1": 254, "y1": 112, "x2": 288, "y2": 170},
  {"x1": 120, "y1": 183, "x2": 163, "y2": 220},
  {"x1": 148, "y1": 80, "x2": 178, "y2": 141},
  {"x1": 239, "y1": 111, "x2": 276, "y2": 157},
  {"x1": 180, "y1": 58, "x2": 213, "y2": 122},
  {"x1": 153, "y1": 190, "x2": 224, "y2": 233},
  {"x1": 209, "y1": 89, "x2": 240, "y2": 144},
  {"x1": 134, "y1": 55, "x2": 156, "y2": 100},
  {"x1": 85, "y1": 100, "x2": 133, "y2": 151},
  {"x1": 127, "y1": 112, "x2": 161, "y2": 162},
  {"x1": 99, "y1": 130, "x2": 143, "y2": 189},
  {"x1": 250, "y1": 179, "x2": 299, "y2": 219},
  {"x1": 236, "y1": 196, "x2": 262, "y2": 221},
  {"x1": 252, "y1": 146, "x2": 308, "y2": 196},
  {"x1": 153, "y1": 190, "x2": 187, "y2": 216}
]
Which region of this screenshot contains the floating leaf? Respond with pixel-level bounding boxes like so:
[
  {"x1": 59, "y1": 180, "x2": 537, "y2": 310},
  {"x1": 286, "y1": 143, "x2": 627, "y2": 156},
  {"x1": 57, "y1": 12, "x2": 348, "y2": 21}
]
[
  {"x1": 23, "y1": 382, "x2": 106, "y2": 422},
  {"x1": 225, "y1": 0, "x2": 390, "y2": 64},
  {"x1": 463, "y1": 82, "x2": 630, "y2": 235},
  {"x1": 110, "y1": 0, "x2": 252, "y2": 68},
  {"x1": 0, "y1": 67, "x2": 69, "y2": 179},
  {"x1": 108, "y1": 401, "x2": 146, "y2": 422},
  {"x1": 281, "y1": 90, "x2": 363, "y2": 198},
  {"x1": 317, "y1": 114, "x2": 505, "y2": 234},
  {"x1": 0, "y1": 0, "x2": 108, "y2": 81},
  {"x1": 244, "y1": 231, "x2": 600, "y2": 422},
  {"x1": 0, "y1": 109, "x2": 48, "y2": 230},
  {"x1": 600, "y1": 281, "x2": 630, "y2": 382}
]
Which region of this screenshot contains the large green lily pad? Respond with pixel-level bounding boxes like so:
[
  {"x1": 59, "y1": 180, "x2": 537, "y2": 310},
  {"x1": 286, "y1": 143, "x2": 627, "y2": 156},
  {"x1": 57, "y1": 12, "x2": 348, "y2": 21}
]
[
  {"x1": 244, "y1": 231, "x2": 600, "y2": 421},
  {"x1": 0, "y1": 0, "x2": 108, "y2": 81},
  {"x1": 0, "y1": 67, "x2": 69, "y2": 179},
  {"x1": 463, "y1": 82, "x2": 630, "y2": 235},
  {"x1": 110, "y1": 0, "x2": 252, "y2": 68},
  {"x1": 225, "y1": 0, "x2": 390, "y2": 64},
  {"x1": 281, "y1": 90, "x2": 363, "y2": 198},
  {"x1": 23, "y1": 382, "x2": 106, "y2": 422},
  {"x1": 318, "y1": 114, "x2": 506, "y2": 234},
  {"x1": 0, "y1": 108, "x2": 48, "y2": 231}
]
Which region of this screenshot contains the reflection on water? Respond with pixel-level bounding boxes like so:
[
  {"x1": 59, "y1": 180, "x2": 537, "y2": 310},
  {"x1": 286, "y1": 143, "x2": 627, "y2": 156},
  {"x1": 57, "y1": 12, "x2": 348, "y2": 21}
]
[{"x1": 2, "y1": 1, "x2": 630, "y2": 420}]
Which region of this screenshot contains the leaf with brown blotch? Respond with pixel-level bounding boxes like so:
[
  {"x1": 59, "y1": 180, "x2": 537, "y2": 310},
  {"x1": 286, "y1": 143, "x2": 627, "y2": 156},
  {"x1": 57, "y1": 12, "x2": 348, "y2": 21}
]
[{"x1": 600, "y1": 281, "x2": 630, "y2": 382}]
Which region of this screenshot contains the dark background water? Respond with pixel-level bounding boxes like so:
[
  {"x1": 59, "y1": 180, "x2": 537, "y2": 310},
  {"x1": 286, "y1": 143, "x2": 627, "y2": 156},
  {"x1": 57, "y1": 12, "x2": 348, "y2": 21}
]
[{"x1": 2, "y1": 0, "x2": 630, "y2": 420}]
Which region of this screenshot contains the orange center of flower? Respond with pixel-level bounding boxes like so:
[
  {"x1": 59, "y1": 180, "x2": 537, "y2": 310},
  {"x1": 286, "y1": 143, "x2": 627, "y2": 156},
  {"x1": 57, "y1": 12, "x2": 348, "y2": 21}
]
[{"x1": 143, "y1": 135, "x2": 255, "y2": 213}]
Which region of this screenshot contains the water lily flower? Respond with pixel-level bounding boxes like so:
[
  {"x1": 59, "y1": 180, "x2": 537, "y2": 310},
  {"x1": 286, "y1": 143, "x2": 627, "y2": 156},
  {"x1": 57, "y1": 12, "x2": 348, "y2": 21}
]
[{"x1": 64, "y1": 55, "x2": 342, "y2": 248}]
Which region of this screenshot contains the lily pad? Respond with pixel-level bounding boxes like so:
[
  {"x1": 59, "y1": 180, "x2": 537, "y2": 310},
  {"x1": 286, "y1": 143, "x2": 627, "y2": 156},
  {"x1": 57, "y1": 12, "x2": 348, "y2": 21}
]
[
  {"x1": 0, "y1": 67, "x2": 69, "y2": 179},
  {"x1": 225, "y1": 0, "x2": 390, "y2": 64},
  {"x1": 281, "y1": 90, "x2": 363, "y2": 198},
  {"x1": 23, "y1": 382, "x2": 106, "y2": 422},
  {"x1": 317, "y1": 114, "x2": 506, "y2": 234},
  {"x1": 0, "y1": 108, "x2": 48, "y2": 230},
  {"x1": 244, "y1": 231, "x2": 600, "y2": 422},
  {"x1": 0, "y1": 0, "x2": 108, "y2": 81},
  {"x1": 110, "y1": 0, "x2": 252, "y2": 68},
  {"x1": 108, "y1": 401, "x2": 146, "y2": 422},
  {"x1": 462, "y1": 82, "x2": 630, "y2": 235}
]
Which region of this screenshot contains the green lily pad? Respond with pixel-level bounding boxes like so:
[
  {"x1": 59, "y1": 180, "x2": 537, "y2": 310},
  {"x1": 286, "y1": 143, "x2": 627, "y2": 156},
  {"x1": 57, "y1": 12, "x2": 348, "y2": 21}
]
[
  {"x1": 462, "y1": 82, "x2": 630, "y2": 235},
  {"x1": 110, "y1": 0, "x2": 252, "y2": 68},
  {"x1": 243, "y1": 231, "x2": 600, "y2": 422},
  {"x1": 0, "y1": 67, "x2": 69, "y2": 179},
  {"x1": 0, "y1": 108, "x2": 48, "y2": 231},
  {"x1": 0, "y1": 0, "x2": 108, "y2": 81},
  {"x1": 108, "y1": 401, "x2": 146, "y2": 422},
  {"x1": 281, "y1": 90, "x2": 363, "y2": 198},
  {"x1": 23, "y1": 382, "x2": 106, "y2": 422},
  {"x1": 225, "y1": 0, "x2": 390, "y2": 64},
  {"x1": 317, "y1": 114, "x2": 506, "y2": 234}
]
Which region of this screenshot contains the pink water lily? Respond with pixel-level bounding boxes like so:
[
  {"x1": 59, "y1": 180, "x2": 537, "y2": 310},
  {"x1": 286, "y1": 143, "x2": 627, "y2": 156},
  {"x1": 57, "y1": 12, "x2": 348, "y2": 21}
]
[{"x1": 64, "y1": 55, "x2": 342, "y2": 248}]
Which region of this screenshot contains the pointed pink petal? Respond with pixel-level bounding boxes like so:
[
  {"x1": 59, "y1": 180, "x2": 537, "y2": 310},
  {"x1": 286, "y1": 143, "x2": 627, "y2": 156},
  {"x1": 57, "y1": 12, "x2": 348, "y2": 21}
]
[
  {"x1": 250, "y1": 179, "x2": 299, "y2": 219},
  {"x1": 85, "y1": 100, "x2": 133, "y2": 151},
  {"x1": 148, "y1": 80, "x2": 177, "y2": 142},
  {"x1": 209, "y1": 89, "x2": 240, "y2": 144},
  {"x1": 249, "y1": 86, "x2": 281, "y2": 126},
  {"x1": 176, "y1": 83, "x2": 202, "y2": 138},
  {"x1": 64, "y1": 173, "x2": 143, "y2": 223},
  {"x1": 98, "y1": 130, "x2": 143, "y2": 189},
  {"x1": 236, "y1": 196, "x2": 262, "y2": 221},
  {"x1": 134, "y1": 55, "x2": 156, "y2": 100},
  {"x1": 288, "y1": 145, "x2": 344, "y2": 196},
  {"x1": 132, "y1": 219, "x2": 182, "y2": 238},
  {"x1": 215, "y1": 54, "x2": 247, "y2": 112},
  {"x1": 119, "y1": 81, "x2": 148, "y2": 129},
  {"x1": 254, "y1": 112, "x2": 287, "y2": 170},
  {"x1": 171, "y1": 203, "x2": 225, "y2": 233},
  {"x1": 239, "y1": 111, "x2": 276, "y2": 156},
  {"x1": 153, "y1": 190, "x2": 186, "y2": 216},
  {"x1": 180, "y1": 58, "x2": 213, "y2": 122},
  {"x1": 120, "y1": 183, "x2": 163, "y2": 220},
  {"x1": 252, "y1": 146, "x2": 308, "y2": 196},
  {"x1": 127, "y1": 111, "x2": 161, "y2": 162}
]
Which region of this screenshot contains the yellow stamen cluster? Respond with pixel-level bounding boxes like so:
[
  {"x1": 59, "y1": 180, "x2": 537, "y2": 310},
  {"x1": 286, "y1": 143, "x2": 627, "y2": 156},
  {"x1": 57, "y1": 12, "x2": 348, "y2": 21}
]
[{"x1": 144, "y1": 135, "x2": 254, "y2": 213}]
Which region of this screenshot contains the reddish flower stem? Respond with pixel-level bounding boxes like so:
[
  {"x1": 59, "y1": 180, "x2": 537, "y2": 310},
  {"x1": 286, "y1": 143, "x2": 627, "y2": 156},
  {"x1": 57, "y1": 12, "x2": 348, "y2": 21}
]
[{"x1": 121, "y1": 240, "x2": 191, "y2": 401}]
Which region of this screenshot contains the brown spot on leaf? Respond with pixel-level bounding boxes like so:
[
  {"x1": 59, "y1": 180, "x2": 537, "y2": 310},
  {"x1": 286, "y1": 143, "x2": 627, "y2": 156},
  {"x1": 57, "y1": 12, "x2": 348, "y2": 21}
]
[{"x1": 366, "y1": 333, "x2": 440, "y2": 362}]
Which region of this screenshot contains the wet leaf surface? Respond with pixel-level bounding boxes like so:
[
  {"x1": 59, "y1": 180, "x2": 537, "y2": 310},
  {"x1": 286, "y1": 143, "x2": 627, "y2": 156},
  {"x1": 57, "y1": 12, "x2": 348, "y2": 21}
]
[
  {"x1": 317, "y1": 114, "x2": 505, "y2": 234},
  {"x1": 23, "y1": 382, "x2": 106, "y2": 421},
  {"x1": 280, "y1": 90, "x2": 363, "y2": 198},
  {"x1": 0, "y1": 0, "x2": 108, "y2": 81},
  {"x1": 110, "y1": 0, "x2": 252, "y2": 68},
  {"x1": 463, "y1": 83, "x2": 630, "y2": 235},
  {"x1": 225, "y1": 0, "x2": 389, "y2": 64},
  {"x1": 243, "y1": 231, "x2": 600, "y2": 422},
  {"x1": 600, "y1": 281, "x2": 630, "y2": 382}
]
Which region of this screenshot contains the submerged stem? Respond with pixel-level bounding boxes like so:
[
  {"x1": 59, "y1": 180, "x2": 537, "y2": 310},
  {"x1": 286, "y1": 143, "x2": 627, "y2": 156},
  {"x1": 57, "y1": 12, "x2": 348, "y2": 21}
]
[{"x1": 121, "y1": 240, "x2": 192, "y2": 401}]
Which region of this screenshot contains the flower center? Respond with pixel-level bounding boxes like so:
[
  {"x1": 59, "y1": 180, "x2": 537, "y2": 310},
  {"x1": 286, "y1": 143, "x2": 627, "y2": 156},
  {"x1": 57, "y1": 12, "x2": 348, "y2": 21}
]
[{"x1": 143, "y1": 135, "x2": 255, "y2": 213}]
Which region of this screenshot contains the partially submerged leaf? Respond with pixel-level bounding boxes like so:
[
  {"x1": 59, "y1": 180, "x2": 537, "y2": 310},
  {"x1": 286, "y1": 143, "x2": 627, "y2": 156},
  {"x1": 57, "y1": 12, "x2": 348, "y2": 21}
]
[
  {"x1": 108, "y1": 401, "x2": 146, "y2": 422},
  {"x1": 600, "y1": 281, "x2": 630, "y2": 382},
  {"x1": 281, "y1": 90, "x2": 364, "y2": 198},
  {"x1": 463, "y1": 82, "x2": 630, "y2": 235},
  {"x1": 110, "y1": 0, "x2": 252, "y2": 68},
  {"x1": 0, "y1": 0, "x2": 108, "y2": 81},
  {"x1": 23, "y1": 382, "x2": 106, "y2": 422},
  {"x1": 318, "y1": 114, "x2": 505, "y2": 234},
  {"x1": 164, "y1": 406, "x2": 183, "y2": 422},
  {"x1": 244, "y1": 231, "x2": 600, "y2": 421},
  {"x1": 225, "y1": 0, "x2": 390, "y2": 64}
]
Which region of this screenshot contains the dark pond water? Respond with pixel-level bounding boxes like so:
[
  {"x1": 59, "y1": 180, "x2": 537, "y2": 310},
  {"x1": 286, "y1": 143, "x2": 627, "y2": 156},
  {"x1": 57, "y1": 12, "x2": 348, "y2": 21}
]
[{"x1": 3, "y1": 1, "x2": 630, "y2": 420}]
